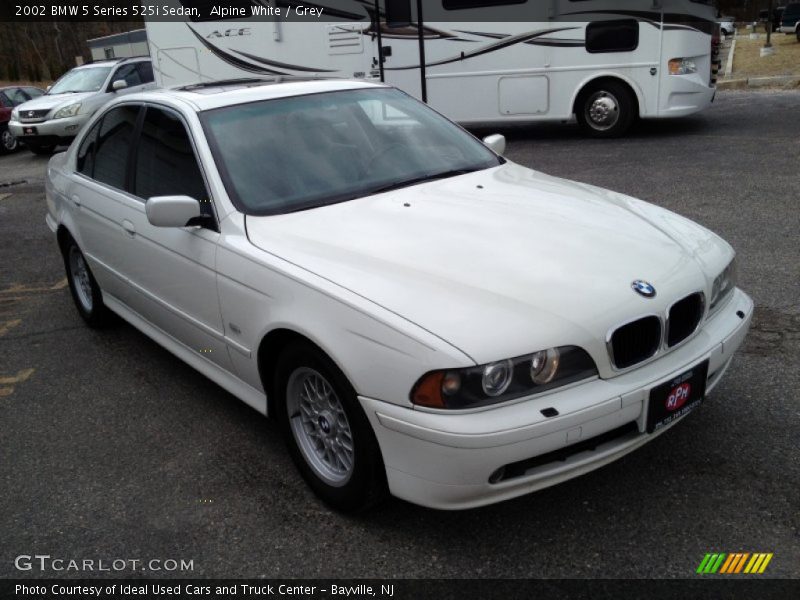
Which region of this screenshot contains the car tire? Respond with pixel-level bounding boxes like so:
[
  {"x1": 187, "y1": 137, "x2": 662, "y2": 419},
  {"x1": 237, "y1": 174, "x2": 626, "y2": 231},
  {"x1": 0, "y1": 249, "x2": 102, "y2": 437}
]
[
  {"x1": 274, "y1": 340, "x2": 387, "y2": 512},
  {"x1": 576, "y1": 80, "x2": 637, "y2": 138},
  {"x1": 62, "y1": 236, "x2": 112, "y2": 328},
  {"x1": 0, "y1": 127, "x2": 18, "y2": 154},
  {"x1": 27, "y1": 144, "x2": 56, "y2": 155}
]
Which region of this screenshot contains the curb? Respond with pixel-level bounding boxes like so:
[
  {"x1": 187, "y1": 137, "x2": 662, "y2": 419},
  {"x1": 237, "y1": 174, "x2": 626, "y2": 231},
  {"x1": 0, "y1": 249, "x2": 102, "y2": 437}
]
[{"x1": 717, "y1": 75, "x2": 800, "y2": 90}]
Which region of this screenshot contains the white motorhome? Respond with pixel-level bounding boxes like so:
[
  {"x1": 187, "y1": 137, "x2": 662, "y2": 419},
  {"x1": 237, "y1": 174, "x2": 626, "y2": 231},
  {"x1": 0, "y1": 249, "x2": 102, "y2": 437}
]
[{"x1": 145, "y1": 0, "x2": 719, "y2": 136}]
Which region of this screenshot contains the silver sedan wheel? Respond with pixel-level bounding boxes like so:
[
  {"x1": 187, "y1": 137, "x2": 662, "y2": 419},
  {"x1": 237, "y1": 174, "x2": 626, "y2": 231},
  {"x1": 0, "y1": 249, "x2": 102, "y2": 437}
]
[
  {"x1": 585, "y1": 90, "x2": 620, "y2": 131},
  {"x1": 1, "y1": 129, "x2": 17, "y2": 152},
  {"x1": 286, "y1": 367, "x2": 354, "y2": 486},
  {"x1": 68, "y1": 246, "x2": 93, "y2": 313}
]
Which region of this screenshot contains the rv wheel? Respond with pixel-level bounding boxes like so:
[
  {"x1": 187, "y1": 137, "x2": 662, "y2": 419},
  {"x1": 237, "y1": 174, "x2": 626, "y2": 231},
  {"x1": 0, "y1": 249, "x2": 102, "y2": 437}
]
[{"x1": 576, "y1": 80, "x2": 636, "y2": 138}]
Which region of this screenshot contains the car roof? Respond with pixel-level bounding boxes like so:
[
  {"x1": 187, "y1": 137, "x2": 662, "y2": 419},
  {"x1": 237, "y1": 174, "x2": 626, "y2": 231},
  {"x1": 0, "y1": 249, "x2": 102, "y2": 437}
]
[{"x1": 118, "y1": 78, "x2": 387, "y2": 112}]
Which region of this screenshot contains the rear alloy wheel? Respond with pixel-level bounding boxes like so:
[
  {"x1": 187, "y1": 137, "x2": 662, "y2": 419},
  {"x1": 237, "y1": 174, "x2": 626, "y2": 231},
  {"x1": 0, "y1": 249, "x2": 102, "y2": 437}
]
[
  {"x1": 275, "y1": 341, "x2": 386, "y2": 512},
  {"x1": 576, "y1": 80, "x2": 636, "y2": 138},
  {"x1": 63, "y1": 237, "x2": 112, "y2": 328},
  {"x1": 0, "y1": 128, "x2": 18, "y2": 153}
]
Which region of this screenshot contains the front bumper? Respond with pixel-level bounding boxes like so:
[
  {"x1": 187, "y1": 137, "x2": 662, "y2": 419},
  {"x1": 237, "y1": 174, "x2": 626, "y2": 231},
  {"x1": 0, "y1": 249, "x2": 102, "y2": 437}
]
[
  {"x1": 361, "y1": 288, "x2": 753, "y2": 509},
  {"x1": 8, "y1": 114, "x2": 88, "y2": 146},
  {"x1": 653, "y1": 74, "x2": 716, "y2": 119}
]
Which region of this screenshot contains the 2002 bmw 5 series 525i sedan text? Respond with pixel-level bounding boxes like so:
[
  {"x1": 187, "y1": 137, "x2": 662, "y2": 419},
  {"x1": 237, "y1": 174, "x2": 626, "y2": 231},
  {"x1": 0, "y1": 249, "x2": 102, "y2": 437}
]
[{"x1": 45, "y1": 79, "x2": 752, "y2": 511}]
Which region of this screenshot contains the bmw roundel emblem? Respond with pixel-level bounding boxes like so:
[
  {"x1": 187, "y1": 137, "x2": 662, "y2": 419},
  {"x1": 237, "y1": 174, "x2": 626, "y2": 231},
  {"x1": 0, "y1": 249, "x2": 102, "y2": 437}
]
[{"x1": 631, "y1": 280, "x2": 656, "y2": 298}]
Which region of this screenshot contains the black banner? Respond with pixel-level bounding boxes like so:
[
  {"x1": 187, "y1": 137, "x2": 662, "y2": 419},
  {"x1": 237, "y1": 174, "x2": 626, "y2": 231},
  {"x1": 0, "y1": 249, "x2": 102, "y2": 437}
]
[
  {"x1": 1, "y1": 0, "x2": 717, "y2": 23},
  {"x1": 2, "y1": 579, "x2": 799, "y2": 600}
]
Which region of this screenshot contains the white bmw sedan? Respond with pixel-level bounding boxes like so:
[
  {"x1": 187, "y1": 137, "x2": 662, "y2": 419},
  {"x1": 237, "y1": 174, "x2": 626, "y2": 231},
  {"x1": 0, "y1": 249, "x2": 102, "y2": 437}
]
[{"x1": 45, "y1": 79, "x2": 752, "y2": 511}]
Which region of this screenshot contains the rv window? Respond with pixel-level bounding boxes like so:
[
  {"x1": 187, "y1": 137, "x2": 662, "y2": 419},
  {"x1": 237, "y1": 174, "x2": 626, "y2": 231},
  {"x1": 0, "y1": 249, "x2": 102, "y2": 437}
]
[
  {"x1": 443, "y1": 0, "x2": 526, "y2": 9},
  {"x1": 93, "y1": 105, "x2": 140, "y2": 191},
  {"x1": 585, "y1": 20, "x2": 639, "y2": 53},
  {"x1": 133, "y1": 107, "x2": 210, "y2": 214}
]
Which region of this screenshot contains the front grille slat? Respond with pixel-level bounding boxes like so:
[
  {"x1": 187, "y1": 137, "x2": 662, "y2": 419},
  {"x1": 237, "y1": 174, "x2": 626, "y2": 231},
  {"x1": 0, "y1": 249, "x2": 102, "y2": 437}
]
[
  {"x1": 610, "y1": 316, "x2": 661, "y2": 369},
  {"x1": 667, "y1": 292, "x2": 704, "y2": 347},
  {"x1": 19, "y1": 109, "x2": 50, "y2": 122}
]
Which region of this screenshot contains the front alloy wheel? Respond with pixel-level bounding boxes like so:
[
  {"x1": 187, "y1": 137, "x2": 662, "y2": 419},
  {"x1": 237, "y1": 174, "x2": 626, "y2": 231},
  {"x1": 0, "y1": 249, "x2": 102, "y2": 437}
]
[
  {"x1": 275, "y1": 341, "x2": 386, "y2": 511},
  {"x1": 0, "y1": 128, "x2": 18, "y2": 153},
  {"x1": 286, "y1": 367, "x2": 355, "y2": 486}
]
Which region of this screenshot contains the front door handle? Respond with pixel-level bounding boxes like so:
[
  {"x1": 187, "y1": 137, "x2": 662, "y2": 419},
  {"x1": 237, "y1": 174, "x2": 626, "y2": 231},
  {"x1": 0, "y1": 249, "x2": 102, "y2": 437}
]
[
  {"x1": 70, "y1": 194, "x2": 81, "y2": 207},
  {"x1": 121, "y1": 220, "x2": 136, "y2": 237}
]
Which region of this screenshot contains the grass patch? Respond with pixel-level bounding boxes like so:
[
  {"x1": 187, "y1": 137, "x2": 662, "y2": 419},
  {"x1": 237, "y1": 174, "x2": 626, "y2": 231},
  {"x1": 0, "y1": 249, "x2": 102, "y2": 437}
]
[{"x1": 732, "y1": 33, "x2": 800, "y2": 78}]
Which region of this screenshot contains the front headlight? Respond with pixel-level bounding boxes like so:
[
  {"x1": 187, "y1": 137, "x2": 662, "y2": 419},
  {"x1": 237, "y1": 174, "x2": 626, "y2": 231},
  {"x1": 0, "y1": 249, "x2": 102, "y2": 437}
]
[
  {"x1": 411, "y1": 346, "x2": 597, "y2": 409},
  {"x1": 53, "y1": 103, "x2": 81, "y2": 119},
  {"x1": 11, "y1": 109, "x2": 19, "y2": 121},
  {"x1": 710, "y1": 257, "x2": 736, "y2": 312},
  {"x1": 668, "y1": 58, "x2": 698, "y2": 75}
]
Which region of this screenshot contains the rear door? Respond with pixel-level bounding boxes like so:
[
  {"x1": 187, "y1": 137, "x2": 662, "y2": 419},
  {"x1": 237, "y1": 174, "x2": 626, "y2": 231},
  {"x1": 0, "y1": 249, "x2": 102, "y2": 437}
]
[{"x1": 69, "y1": 104, "x2": 143, "y2": 303}]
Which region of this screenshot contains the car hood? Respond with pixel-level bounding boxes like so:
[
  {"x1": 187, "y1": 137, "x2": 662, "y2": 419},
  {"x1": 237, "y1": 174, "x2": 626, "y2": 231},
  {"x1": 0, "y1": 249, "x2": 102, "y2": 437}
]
[
  {"x1": 246, "y1": 162, "x2": 731, "y2": 371},
  {"x1": 17, "y1": 91, "x2": 96, "y2": 113}
]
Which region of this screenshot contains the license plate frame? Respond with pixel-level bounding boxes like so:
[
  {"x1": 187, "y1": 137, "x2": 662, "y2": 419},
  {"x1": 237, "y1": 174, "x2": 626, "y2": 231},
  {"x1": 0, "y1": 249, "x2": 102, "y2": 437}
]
[{"x1": 646, "y1": 360, "x2": 709, "y2": 433}]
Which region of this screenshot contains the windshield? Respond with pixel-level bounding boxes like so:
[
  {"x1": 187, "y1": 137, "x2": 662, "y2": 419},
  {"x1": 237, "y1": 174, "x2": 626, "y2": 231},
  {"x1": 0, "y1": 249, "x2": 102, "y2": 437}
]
[
  {"x1": 201, "y1": 88, "x2": 501, "y2": 215},
  {"x1": 49, "y1": 67, "x2": 112, "y2": 94}
]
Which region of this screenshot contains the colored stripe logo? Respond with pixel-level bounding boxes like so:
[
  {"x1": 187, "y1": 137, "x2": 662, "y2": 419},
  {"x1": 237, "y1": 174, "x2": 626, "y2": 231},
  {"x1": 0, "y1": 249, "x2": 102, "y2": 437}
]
[{"x1": 696, "y1": 552, "x2": 773, "y2": 574}]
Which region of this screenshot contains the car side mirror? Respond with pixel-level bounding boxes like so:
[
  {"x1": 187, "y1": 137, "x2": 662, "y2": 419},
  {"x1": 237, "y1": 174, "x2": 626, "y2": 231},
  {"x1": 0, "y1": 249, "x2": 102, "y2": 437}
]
[
  {"x1": 111, "y1": 79, "x2": 128, "y2": 92},
  {"x1": 145, "y1": 195, "x2": 202, "y2": 228},
  {"x1": 483, "y1": 134, "x2": 506, "y2": 156},
  {"x1": 46, "y1": 85, "x2": 52, "y2": 92}
]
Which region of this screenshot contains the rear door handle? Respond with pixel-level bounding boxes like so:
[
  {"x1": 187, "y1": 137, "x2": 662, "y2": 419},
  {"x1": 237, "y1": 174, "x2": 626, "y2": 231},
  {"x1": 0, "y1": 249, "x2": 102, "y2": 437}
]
[
  {"x1": 121, "y1": 220, "x2": 136, "y2": 237},
  {"x1": 70, "y1": 194, "x2": 81, "y2": 207}
]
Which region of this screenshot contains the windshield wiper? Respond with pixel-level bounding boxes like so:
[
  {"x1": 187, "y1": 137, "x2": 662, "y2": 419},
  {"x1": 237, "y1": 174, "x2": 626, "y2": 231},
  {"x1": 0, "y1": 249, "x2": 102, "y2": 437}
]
[{"x1": 369, "y1": 167, "x2": 483, "y2": 196}]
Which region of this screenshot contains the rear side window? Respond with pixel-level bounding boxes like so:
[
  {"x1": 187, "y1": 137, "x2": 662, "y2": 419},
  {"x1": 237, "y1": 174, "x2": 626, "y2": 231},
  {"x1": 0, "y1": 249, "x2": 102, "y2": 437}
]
[
  {"x1": 133, "y1": 107, "x2": 209, "y2": 212},
  {"x1": 76, "y1": 119, "x2": 103, "y2": 176},
  {"x1": 586, "y1": 20, "x2": 639, "y2": 53},
  {"x1": 93, "y1": 105, "x2": 140, "y2": 190}
]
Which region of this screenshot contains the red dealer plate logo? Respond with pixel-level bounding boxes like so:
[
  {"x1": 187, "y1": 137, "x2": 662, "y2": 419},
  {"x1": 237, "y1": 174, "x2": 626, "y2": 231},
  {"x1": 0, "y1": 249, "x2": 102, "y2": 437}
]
[{"x1": 666, "y1": 382, "x2": 692, "y2": 411}]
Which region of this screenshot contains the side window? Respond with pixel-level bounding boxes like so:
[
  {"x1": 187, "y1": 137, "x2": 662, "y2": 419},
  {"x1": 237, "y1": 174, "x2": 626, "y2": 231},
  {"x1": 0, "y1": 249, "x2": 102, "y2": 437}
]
[
  {"x1": 93, "y1": 105, "x2": 140, "y2": 190},
  {"x1": 134, "y1": 107, "x2": 210, "y2": 214},
  {"x1": 136, "y1": 62, "x2": 154, "y2": 84},
  {"x1": 76, "y1": 119, "x2": 102, "y2": 176},
  {"x1": 0, "y1": 92, "x2": 9, "y2": 108},
  {"x1": 586, "y1": 20, "x2": 639, "y2": 53},
  {"x1": 111, "y1": 64, "x2": 142, "y2": 89}
]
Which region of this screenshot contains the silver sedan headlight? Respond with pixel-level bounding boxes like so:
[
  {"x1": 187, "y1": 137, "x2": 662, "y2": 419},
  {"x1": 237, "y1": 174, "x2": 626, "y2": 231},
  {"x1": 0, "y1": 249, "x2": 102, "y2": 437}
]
[
  {"x1": 411, "y1": 346, "x2": 597, "y2": 409},
  {"x1": 710, "y1": 257, "x2": 736, "y2": 312},
  {"x1": 53, "y1": 103, "x2": 81, "y2": 119},
  {"x1": 11, "y1": 108, "x2": 19, "y2": 120}
]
